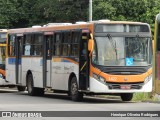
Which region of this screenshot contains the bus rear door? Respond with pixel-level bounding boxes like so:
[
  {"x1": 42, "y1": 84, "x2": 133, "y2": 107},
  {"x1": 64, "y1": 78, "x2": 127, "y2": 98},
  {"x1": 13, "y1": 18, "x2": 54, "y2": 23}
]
[
  {"x1": 43, "y1": 32, "x2": 53, "y2": 87},
  {"x1": 15, "y1": 34, "x2": 23, "y2": 85},
  {"x1": 6, "y1": 34, "x2": 22, "y2": 85}
]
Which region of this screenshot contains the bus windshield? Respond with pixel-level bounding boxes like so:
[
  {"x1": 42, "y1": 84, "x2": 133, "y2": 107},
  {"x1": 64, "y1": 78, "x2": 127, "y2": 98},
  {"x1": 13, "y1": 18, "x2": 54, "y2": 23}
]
[{"x1": 92, "y1": 36, "x2": 152, "y2": 66}]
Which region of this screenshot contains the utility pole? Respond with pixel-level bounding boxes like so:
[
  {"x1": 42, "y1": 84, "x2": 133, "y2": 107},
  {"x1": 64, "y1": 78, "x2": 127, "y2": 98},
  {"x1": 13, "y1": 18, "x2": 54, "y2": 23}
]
[{"x1": 89, "y1": 0, "x2": 92, "y2": 21}]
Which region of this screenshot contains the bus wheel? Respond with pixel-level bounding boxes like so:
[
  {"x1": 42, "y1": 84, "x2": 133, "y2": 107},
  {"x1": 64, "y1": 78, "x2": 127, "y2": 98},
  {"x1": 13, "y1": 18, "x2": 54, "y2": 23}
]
[
  {"x1": 70, "y1": 77, "x2": 83, "y2": 101},
  {"x1": 27, "y1": 74, "x2": 37, "y2": 96},
  {"x1": 120, "y1": 93, "x2": 133, "y2": 101},
  {"x1": 17, "y1": 86, "x2": 26, "y2": 92}
]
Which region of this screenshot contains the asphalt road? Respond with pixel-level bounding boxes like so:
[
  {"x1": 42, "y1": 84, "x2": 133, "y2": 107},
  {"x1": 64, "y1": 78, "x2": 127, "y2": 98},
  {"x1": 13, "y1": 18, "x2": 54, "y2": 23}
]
[{"x1": 0, "y1": 88, "x2": 160, "y2": 120}]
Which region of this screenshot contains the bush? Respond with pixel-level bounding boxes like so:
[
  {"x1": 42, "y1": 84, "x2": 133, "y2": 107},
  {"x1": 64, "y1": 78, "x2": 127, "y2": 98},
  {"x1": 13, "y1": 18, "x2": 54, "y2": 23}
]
[{"x1": 132, "y1": 93, "x2": 158, "y2": 102}]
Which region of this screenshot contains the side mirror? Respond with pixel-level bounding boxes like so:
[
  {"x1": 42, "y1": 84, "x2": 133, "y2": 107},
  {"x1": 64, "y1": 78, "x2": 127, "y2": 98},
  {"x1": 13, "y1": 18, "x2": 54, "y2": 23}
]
[{"x1": 88, "y1": 39, "x2": 94, "y2": 56}]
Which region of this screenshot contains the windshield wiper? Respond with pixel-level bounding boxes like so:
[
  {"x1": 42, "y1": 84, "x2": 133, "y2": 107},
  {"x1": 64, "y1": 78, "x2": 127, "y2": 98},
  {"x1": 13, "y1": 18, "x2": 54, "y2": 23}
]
[
  {"x1": 107, "y1": 34, "x2": 118, "y2": 60},
  {"x1": 134, "y1": 34, "x2": 141, "y2": 52},
  {"x1": 104, "y1": 58, "x2": 125, "y2": 61}
]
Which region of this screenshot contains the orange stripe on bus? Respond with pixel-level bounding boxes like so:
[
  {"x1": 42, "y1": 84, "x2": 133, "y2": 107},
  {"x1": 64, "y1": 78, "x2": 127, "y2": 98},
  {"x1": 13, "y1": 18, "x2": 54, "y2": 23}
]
[
  {"x1": 89, "y1": 62, "x2": 152, "y2": 83},
  {"x1": 52, "y1": 58, "x2": 78, "y2": 65}
]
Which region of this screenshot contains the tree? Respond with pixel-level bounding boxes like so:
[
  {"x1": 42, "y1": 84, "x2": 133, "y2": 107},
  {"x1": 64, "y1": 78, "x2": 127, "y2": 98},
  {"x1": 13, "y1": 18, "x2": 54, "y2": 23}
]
[
  {"x1": 0, "y1": 0, "x2": 160, "y2": 34},
  {"x1": 0, "y1": 0, "x2": 36, "y2": 28},
  {"x1": 30, "y1": 0, "x2": 89, "y2": 25},
  {"x1": 0, "y1": 0, "x2": 18, "y2": 28},
  {"x1": 92, "y1": 0, "x2": 160, "y2": 33}
]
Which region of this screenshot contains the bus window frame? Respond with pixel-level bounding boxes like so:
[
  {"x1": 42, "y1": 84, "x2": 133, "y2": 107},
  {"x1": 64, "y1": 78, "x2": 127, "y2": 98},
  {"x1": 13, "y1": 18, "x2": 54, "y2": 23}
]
[
  {"x1": 53, "y1": 31, "x2": 62, "y2": 57},
  {"x1": 32, "y1": 33, "x2": 43, "y2": 56},
  {"x1": 8, "y1": 34, "x2": 16, "y2": 57},
  {"x1": 61, "y1": 30, "x2": 72, "y2": 57},
  {"x1": 70, "y1": 29, "x2": 81, "y2": 58},
  {"x1": 52, "y1": 29, "x2": 82, "y2": 60},
  {"x1": 22, "y1": 32, "x2": 43, "y2": 57}
]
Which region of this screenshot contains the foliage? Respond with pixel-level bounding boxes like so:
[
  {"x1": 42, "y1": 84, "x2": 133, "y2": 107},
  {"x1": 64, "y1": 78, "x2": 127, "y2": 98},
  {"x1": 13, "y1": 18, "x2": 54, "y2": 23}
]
[
  {"x1": 0, "y1": 0, "x2": 160, "y2": 34},
  {"x1": 132, "y1": 93, "x2": 158, "y2": 102},
  {"x1": 93, "y1": 0, "x2": 160, "y2": 33}
]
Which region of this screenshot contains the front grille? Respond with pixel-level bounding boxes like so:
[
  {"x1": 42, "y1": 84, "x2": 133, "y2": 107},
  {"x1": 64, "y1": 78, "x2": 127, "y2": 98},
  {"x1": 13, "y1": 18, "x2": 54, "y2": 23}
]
[
  {"x1": 107, "y1": 71, "x2": 142, "y2": 75},
  {"x1": 106, "y1": 81, "x2": 144, "y2": 84},
  {"x1": 107, "y1": 82, "x2": 143, "y2": 90},
  {"x1": 102, "y1": 67, "x2": 148, "y2": 75}
]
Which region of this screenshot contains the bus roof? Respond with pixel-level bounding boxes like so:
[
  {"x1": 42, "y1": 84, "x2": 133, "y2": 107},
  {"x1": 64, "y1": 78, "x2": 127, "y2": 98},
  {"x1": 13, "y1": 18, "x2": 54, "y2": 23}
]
[
  {"x1": 8, "y1": 23, "x2": 92, "y2": 34},
  {"x1": 8, "y1": 21, "x2": 149, "y2": 34},
  {"x1": 0, "y1": 29, "x2": 8, "y2": 32},
  {"x1": 90, "y1": 20, "x2": 148, "y2": 25}
]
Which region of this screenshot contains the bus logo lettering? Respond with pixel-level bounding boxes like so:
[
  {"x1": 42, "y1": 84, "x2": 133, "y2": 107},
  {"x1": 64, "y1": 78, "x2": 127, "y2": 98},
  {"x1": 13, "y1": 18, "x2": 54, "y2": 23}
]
[
  {"x1": 109, "y1": 77, "x2": 117, "y2": 81},
  {"x1": 124, "y1": 78, "x2": 128, "y2": 81}
]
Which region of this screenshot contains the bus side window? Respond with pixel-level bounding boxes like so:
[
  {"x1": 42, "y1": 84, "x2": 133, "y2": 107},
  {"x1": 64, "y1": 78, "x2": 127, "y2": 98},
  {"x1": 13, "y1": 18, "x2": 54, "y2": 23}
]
[
  {"x1": 70, "y1": 31, "x2": 79, "y2": 57},
  {"x1": 54, "y1": 33, "x2": 61, "y2": 56},
  {"x1": 33, "y1": 34, "x2": 43, "y2": 56},
  {"x1": 62, "y1": 31, "x2": 71, "y2": 56},
  {"x1": 8, "y1": 35, "x2": 16, "y2": 56},
  {"x1": 17, "y1": 37, "x2": 23, "y2": 56},
  {"x1": 23, "y1": 34, "x2": 32, "y2": 56}
]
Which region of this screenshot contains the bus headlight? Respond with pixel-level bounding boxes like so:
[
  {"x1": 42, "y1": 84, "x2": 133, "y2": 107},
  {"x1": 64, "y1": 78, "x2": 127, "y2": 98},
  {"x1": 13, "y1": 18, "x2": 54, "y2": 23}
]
[
  {"x1": 92, "y1": 73, "x2": 106, "y2": 84},
  {"x1": 144, "y1": 74, "x2": 152, "y2": 84}
]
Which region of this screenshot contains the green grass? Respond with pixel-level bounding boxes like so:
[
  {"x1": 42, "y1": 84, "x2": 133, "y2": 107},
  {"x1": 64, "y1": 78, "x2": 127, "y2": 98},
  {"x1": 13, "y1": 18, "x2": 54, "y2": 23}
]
[{"x1": 132, "y1": 93, "x2": 158, "y2": 102}]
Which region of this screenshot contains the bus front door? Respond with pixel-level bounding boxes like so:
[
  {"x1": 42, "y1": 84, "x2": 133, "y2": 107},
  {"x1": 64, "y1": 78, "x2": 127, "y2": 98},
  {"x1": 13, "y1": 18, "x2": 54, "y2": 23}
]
[
  {"x1": 43, "y1": 34, "x2": 53, "y2": 87},
  {"x1": 79, "y1": 32, "x2": 90, "y2": 90}
]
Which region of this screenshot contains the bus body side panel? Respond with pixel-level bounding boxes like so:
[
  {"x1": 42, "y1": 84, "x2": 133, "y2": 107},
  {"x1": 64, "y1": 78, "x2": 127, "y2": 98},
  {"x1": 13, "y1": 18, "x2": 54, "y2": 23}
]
[
  {"x1": 51, "y1": 58, "x2": 79, "y2": 91},
  {"x1": 21, "y1": 58, "x2": 31, "y2": 86},
  {"x1": 5, "y1": 58, "x2": 16, "y2": 85},
  {"x1": 63, "y1": 59, "x2": 79, "y2": 90},
  {"x1": 31, "y1": 57, "x2": 43, "y2": 87},
  {"x1": 51, "y1": 59, "x2": 65, "y2": 90},
  {"x1": 21, "y1": 57, "x2": 43, "y2": 88}
]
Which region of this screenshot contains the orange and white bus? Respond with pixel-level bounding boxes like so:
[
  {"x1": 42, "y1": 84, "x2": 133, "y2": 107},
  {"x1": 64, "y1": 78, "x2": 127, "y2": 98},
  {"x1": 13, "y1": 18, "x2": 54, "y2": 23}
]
[
  {"x1": 153, "y1": 13, "x2": 160, "y2": 95},
  {"x1": 6, "y1": 20, "x2": 152, "y2": 101},
  {"x1": 0, "y1": 29, "x2": 8, "y2": 86}
]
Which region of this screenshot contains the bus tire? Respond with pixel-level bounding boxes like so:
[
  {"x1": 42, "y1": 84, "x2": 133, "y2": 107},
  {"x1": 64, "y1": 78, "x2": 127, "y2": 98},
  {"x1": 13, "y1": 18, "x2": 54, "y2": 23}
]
[
  {"x1": 27, "y1": 74, "x2": 38, "y2": 96},
  {"x1": 120, "y1": 93, "x2": 133, "y2": 101},
  {"x1": 70, "y1": 77, "x2": 83, "y2": 101},
  {"x1": 17, "y1": 86, "x2": 26, "y2": 92}
]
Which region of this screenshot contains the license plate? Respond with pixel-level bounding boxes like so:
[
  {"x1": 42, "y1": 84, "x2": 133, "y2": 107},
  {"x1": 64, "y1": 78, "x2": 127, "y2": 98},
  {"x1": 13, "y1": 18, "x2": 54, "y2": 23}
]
[{"x1": 120, "y1": 85, "x2": 131, "y2": 90}]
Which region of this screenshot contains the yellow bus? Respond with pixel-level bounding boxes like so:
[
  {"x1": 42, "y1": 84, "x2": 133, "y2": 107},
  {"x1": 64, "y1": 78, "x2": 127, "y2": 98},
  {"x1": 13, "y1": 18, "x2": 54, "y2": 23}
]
[
  {"x1": 0, "y1": 29, "x2": 8, "y2": 86},
  {"x1": 153, "y1": 14, "x2": 160, "y2": 95},
  {"x1": 6, "y1": 20, "x2": 152, "y2": 101}
]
